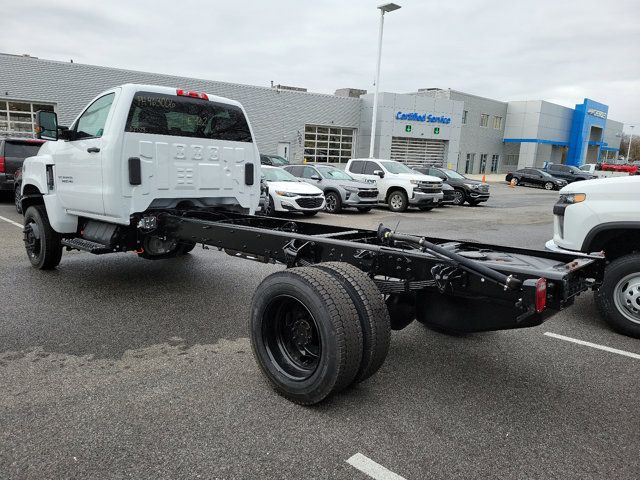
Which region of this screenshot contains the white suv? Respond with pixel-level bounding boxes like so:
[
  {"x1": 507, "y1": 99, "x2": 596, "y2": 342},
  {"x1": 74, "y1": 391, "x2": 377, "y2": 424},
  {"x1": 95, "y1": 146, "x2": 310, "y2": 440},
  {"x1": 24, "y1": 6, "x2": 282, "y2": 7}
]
[{"x1": 345, "y1": 158, "x2": 443, "y2": 212}]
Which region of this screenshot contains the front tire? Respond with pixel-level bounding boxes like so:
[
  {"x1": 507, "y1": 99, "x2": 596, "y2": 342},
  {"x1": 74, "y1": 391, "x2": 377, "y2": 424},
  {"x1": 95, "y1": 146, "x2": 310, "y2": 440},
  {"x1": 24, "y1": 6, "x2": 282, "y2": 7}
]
[
  {"x1": 15, "y1": 186, "x2": 22, "y2": 214},
  {"x1": 594, "y1": 254, "x2": 640, "y2": 338},
  {"x1": 250, "y1": 267, "x2": 363, "y2": 405},
  {"x1": 544, "y1": 181, "x2": 554, "y2": 190},
  {"x1": 387, "y1": 190, "x2": 408, "y2": 212},
  {"x1": 23, "y1": 205, "x2": 62, "y2": 270},
  {"x1": 324, "y1": 191, "x2": 342, "y2": 213},
  {"x1": 451, "y1": 189, "x2": 465, "y2": 206}
]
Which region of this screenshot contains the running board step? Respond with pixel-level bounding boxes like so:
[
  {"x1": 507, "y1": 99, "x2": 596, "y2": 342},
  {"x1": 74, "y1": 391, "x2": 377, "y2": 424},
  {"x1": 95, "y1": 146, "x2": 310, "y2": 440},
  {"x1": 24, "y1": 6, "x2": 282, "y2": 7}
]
[{"x1": 61, "y1": 238, "x2": 115, "y2": 254}]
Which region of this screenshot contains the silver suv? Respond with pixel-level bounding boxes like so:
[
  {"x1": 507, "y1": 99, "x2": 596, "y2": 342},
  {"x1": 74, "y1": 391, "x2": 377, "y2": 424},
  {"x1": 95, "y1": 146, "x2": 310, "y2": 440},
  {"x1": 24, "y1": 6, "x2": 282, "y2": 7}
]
[{"x1": 284, "y1": 164, "x2": 378, "y2": 213}]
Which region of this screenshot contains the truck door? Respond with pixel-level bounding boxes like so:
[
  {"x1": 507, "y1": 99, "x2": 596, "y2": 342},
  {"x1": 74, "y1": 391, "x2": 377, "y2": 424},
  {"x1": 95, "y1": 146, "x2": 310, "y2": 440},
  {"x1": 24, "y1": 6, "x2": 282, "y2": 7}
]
[{"x1": 54, "y1": 93, "x2": 115, "y2": 215}]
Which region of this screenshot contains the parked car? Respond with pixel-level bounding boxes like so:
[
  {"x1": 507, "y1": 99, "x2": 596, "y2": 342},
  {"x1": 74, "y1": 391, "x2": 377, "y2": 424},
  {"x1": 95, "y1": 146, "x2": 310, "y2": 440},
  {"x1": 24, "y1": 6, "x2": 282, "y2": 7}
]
[
  {"x1": 505, "y1": 168, "x2": 568, "y2": 190},
  {"x1": 546, "y1": 176, "x2": 640, "y2": 338},
  {"x1": 578, "y1": 163, "x2": 635, "y2": 178},
  {"x1": 544, "y1": 163, "x2": 597, "y2": 182},
  {"x1": 283, "y1": 163, "x2": 378, "y2": 213},
  {"x1": 261, "y1": 166, "x2": 324, "y2": 216},
  {"x1": 0, "y1": 138, "x2": 45, "y2": 196},
  {"x1": 412, "y1": 165, "x2": 490, "y2": 206},
  {"x1": 260, "y1": 154, "x2": 289, "y2": 167},
  {"x1": 345, "y1": 158, "x2": 443, "y2": 212}
]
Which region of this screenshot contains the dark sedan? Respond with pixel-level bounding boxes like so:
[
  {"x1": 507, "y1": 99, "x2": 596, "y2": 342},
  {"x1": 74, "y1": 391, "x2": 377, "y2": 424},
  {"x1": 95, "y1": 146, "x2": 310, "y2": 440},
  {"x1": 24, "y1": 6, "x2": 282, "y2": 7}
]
[
  {"x1": 412, "y1": 165, "x2": 490, "y2": 206},
  {"x1": 505, "y1": 168, "x2": 568, "y2": 190}
]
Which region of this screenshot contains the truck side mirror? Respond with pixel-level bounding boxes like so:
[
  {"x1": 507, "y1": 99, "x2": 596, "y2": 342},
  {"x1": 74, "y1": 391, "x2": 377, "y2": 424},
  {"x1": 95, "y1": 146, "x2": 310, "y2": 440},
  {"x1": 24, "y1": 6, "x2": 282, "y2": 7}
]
[
  {"x1": 373, "y1": 170, "x2": 385, "y2": 178},
  {"x1": 35, "y1": 111, "x2": 58, "y2": 141}
]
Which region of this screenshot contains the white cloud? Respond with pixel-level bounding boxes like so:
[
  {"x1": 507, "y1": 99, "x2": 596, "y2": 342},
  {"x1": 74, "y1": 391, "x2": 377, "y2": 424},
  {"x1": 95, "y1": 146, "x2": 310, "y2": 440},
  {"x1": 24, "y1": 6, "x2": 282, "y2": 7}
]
[{"x1": 2, "y1": 0, "x2": 638, "y2": 130}]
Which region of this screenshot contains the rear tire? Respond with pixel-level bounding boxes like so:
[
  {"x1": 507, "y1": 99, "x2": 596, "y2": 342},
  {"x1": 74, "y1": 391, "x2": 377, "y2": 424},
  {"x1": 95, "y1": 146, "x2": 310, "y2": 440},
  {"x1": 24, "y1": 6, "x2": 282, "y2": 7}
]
[
  {"x1": 512, "y1": 177, "x2": 519, "y2": 186},
  {"x1": 315, "y1": 262, "x2": 391, "y2": 383},
  {"x1": 250, "y1": 267, "x2": 363, "y2": 404},
  {"x1": 23, "y1": 205, "x2": 62, "y2": 270},
  {"x1": 387, "y1": 190, "x2": 408, "y2": 212},
  {"x1": 594, "y1": 254, "x2": 640, "y2": 338}
]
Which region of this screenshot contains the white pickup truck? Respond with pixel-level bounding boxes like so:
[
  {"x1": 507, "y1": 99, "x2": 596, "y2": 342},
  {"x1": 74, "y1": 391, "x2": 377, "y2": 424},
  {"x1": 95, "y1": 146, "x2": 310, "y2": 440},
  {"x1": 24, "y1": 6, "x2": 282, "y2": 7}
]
[
  {"x1": 345, "y1": 158, "x2": 443, "y2": 212},
  {"x1": 546, "y1": 176, "x2": 640, "y2": 338},
  {"x1": 21, "y1": 84, "x2": 260, "y2": 268},
  {"x1": 578, "y1": 163, "x2": 633, "y2": 178}
]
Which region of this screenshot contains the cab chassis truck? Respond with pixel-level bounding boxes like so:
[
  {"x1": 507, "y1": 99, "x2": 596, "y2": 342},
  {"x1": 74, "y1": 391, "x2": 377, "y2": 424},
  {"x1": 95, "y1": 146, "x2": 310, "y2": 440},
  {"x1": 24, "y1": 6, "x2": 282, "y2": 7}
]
[{"x1": 20, "y1": 85, "x2": 604, "y2": 405}]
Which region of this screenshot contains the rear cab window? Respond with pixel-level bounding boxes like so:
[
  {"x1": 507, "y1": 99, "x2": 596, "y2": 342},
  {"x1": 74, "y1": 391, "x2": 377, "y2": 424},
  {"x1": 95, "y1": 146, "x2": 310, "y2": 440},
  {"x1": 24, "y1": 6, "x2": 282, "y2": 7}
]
[
  {"x1": 125, "y1": 91, "x2": 252, "y2": 142},
  {"x1": 348, "y1": 160, "x2": 365, "y2": 174}
]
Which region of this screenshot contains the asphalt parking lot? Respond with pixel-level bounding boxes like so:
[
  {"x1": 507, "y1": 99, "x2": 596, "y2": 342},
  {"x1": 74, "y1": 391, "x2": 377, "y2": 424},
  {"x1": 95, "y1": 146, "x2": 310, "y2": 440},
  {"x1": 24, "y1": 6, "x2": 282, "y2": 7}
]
[{"x1": 0, "y1": 183, "x2": 638, "y2": 480}]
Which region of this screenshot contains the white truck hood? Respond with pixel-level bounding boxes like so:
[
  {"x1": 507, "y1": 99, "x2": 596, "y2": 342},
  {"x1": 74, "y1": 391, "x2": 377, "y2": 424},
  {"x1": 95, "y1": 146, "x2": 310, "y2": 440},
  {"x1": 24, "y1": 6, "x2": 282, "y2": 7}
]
[
  {"x1": 560, "y1": 175, "x2": 640, "y2": 194},
  {"x1": 392, "y1": 172, "x2": 442, "y2": 182}
]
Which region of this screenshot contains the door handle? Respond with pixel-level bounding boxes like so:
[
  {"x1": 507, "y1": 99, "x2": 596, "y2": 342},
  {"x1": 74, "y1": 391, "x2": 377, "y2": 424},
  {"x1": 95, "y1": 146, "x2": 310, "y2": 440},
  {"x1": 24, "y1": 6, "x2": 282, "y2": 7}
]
[{"x1": 87, "y1": 147, "x2": 100, "y2": 153}]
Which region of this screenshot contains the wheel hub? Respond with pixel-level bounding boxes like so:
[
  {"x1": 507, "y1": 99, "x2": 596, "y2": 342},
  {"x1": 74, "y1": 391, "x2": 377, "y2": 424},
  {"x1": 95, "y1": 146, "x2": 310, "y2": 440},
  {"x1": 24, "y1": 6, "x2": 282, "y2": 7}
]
[
  {"x1": 23, "y1": 222, "x2": 40, "y2": 258},
  {"x1": 615, "y1": 274, "x2": 640, "y2": 324},
  {"x1": 291, "y1": 318, "x2": 313, "y2": 347}
]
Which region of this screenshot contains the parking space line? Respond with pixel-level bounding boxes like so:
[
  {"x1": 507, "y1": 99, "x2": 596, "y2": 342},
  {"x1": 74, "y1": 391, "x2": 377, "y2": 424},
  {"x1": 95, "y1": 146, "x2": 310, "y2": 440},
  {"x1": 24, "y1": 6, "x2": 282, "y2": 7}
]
[
  {"x1": 0, "y1": 215, "x2": 23, "y2": 229},
  {"x1": 346, "y1": 453, "x2": 407, "y2": 480},
  {"x1": 544, "y1": 332, "x2": 640, "y2": 360}
]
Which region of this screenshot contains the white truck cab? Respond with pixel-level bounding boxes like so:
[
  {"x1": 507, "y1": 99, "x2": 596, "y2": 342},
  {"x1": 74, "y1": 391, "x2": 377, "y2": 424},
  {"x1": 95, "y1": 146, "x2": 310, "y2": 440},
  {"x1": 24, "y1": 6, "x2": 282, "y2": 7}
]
[
  {"x1": 546, "y1": 176, "x2": 640, "y2": 338},
  {"x1": 20, "y1": 84, "x2": 261, "y2": 268},
  {"x1": 345, "y1": 158, "x2": 443, "y2": 212},
  {"x1": 22, "y1": 84, "x2": 260, "y2": 234}
]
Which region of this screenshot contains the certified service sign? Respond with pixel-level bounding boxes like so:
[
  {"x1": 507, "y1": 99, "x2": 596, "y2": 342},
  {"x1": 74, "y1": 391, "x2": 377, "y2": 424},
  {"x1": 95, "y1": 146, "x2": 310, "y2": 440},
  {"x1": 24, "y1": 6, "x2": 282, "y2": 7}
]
[{"x1": 395, "y1": 111, "x2": 452, "y2": 124}]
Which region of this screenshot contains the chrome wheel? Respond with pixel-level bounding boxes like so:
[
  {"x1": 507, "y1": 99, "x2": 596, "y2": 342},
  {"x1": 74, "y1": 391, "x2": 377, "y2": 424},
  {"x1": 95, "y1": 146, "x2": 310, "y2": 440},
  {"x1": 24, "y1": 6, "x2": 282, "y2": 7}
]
[
  {"x1": 452, "y1": 190, "x2": 465, "y2": 206},
  {"x1": 389, "y1": 192, "x2": 406, "y2": 211},
  {"x1": 614, "y1": 273, "x2": 640, "y2": 325}
]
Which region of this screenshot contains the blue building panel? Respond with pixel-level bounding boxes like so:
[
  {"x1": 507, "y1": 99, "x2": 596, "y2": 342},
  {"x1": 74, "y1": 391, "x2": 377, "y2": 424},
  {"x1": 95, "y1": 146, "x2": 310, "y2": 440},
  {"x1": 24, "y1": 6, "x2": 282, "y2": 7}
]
[{"x1": 566, "y1": 98, "x2": 608, "y2": 166}]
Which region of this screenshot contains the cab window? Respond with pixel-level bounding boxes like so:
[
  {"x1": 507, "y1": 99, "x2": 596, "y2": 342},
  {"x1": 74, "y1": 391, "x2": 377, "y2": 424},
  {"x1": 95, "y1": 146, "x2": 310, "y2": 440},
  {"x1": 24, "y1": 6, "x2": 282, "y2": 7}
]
[
  {"x1": 349, "y1": 160, "x2": 365, "y2": 174},
  {"x1": 75, "y1": 93, "x2": 115, "y2": 139},
  {"x1": 363, "y1": 161, "x2": 382, "y2": 175}
]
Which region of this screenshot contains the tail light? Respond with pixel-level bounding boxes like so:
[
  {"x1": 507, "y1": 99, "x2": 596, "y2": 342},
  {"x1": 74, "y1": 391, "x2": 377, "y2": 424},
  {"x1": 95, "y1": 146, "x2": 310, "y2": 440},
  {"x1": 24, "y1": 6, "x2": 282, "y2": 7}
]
[
  {"x1": 0, "y1": 156, "x2": 5, "y2": 173},
  {"x1": 535, "y1": 278, "x2": 547, "y2": 313},
  {"x1": 176, "y1": 89, "x2": 209, "y2": 101}
]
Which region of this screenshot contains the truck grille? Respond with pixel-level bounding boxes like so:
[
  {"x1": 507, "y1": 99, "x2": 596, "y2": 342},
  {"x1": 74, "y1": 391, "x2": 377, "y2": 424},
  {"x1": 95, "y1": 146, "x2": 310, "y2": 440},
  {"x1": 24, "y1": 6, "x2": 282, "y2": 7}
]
[
  {"x1": 415, "y1": 182, "x2": 442, "y2": 193},
  {"x1": 358, "y1": 189, "x2": 378, "y2": 198},
  {"x1": 296, "y1": 197, "x2": 324, "y2": 209}
]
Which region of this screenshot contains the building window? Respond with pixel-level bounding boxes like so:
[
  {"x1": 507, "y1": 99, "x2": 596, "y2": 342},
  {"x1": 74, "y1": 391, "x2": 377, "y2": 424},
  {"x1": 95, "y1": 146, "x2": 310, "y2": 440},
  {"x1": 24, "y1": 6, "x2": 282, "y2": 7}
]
[
  {"x1": 304, "y1": 125, "x2": 355, "y2": 163},
  {"x1": 480, "y1": 114, "x2": 489, "y2": 127},
  {"x1": 505, "y1": 154, "x2": 519, "y2": 165},
  {"x1": 0, "y1": 100, "x2": 56, "y2": 138},
  {"x1": 490, "y1": 154, "x2": 500, "y2": 173},
  {"x1": 465, "y1": 153, "x2": 475, "y2": 174},
  {"x1": 493, "y1": 116, "x2": 503, "y2": 129},
  {"x1": 479, "y1": 153, "x2": 488, "y2": 173},
  {"x1": 462, "y1": 110, "x2": 468, "y2": 125}
]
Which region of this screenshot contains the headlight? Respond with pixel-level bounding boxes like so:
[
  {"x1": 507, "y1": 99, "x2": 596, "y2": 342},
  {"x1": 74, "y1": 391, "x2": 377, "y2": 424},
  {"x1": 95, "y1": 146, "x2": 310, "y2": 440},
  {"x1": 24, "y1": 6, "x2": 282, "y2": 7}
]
[
  {"x1": 465, "y1": 182, "x2": 480, "y2": 189},
  {"x1": 410, "y1": 179, "x2": 420, "y2": 185},
  {"x1": 558, "y1": 193, "x2": 586, "y2": 204},
  {"x1": 343, "y1": 186, "x2": 359, "y2": 193},
  {"x1": 275, "y1": 191, "x2": 298, "y2": 197}
]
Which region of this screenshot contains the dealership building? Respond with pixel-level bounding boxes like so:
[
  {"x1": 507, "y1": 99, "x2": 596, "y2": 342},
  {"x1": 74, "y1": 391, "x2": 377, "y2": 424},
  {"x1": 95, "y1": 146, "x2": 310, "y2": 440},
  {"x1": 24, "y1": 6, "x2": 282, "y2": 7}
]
[{"x1": 0, "y1": 52, "x2": 624, "y2": 173}]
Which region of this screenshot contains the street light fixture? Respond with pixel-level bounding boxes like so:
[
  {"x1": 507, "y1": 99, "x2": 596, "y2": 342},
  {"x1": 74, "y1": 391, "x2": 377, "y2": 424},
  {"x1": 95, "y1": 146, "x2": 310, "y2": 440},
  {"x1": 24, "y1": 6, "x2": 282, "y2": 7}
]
[
  {"x1": 627, "y1": 125, "x2": 635, "y2": 161},
  {"x1": 369, "y1": 2, "x2": 401, "y2": 158}
]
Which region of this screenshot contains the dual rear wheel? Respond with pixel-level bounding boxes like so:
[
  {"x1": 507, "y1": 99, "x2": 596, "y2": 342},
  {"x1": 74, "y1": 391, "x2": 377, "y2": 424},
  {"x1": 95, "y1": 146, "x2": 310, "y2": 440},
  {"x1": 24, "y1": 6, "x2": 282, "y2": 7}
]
[{"x1": 250, "y1": 263, "x2": 391, "y2": 405}]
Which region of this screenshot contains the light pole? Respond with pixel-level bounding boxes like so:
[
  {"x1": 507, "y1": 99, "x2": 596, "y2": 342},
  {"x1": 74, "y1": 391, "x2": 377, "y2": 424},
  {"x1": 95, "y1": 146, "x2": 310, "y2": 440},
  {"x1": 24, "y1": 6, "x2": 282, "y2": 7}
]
[
  {"x1": 627, "y1": 125, "x2": 635, "y2": 161},
  {"x1": 369, "y1": 2, "x2": 401, "y2": 158}
]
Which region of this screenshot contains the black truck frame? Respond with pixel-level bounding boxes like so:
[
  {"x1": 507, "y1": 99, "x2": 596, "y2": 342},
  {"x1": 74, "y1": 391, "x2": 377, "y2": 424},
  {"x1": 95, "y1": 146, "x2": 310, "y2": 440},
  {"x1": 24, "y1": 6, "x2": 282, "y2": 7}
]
[{"x1": 24, "y1": 206, "x2": 604, "y2": 405}]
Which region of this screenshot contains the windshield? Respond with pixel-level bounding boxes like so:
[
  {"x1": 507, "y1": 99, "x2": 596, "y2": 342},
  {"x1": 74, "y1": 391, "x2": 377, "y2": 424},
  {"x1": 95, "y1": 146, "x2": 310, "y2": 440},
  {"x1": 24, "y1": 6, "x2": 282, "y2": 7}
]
[
  {"x1": 317, "y1": 166, "x2": 354, "y2": 180},
  {"x1": 579, "y1": 165, "x2": 591, "y2": 171},
  {"x1": 262, "y1": 168, "x2": 299, "y2": 182},
  {"x1": 442, "y1": 169, "x2": 465, "y2": 179},
  {"x1": 268, "y1": 156, "x2": 289, "y2": 166},
  {"x1": 380, "y1": 161, "x2": 417, "y2": 174}
]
